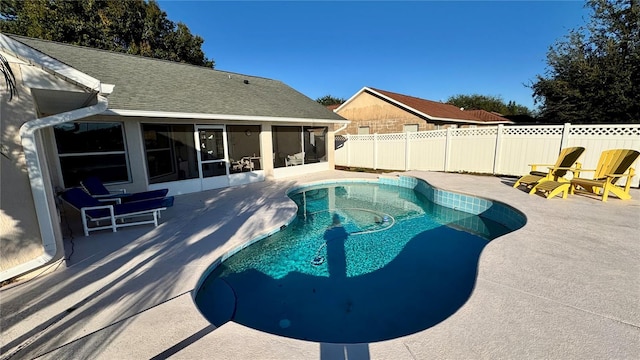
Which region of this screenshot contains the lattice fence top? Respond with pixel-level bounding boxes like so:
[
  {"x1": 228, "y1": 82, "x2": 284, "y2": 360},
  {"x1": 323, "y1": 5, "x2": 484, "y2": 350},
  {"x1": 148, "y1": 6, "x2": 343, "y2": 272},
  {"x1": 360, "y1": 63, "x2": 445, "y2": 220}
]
[
  {"x1": 338, "y1": 124, "x2": 640, "y2": 142},
  {"x1": 377, "y1": 133, "x2": 406, "y2": 141},
  {"x1": 411, "y1": 130, "x2": 447, "y2": 139},
  {"x1": 451, "y1": 127, "x2": 497, "y2": 137},
  {"x1": 569, "y1": 125, "x2": 640, "y2": 136},
  {"x1": 502, "y1": 126, "x2": 564, "y2": 136},
  {"x1": 350, "y1": 135, "x2": 375, "y2": 141}
]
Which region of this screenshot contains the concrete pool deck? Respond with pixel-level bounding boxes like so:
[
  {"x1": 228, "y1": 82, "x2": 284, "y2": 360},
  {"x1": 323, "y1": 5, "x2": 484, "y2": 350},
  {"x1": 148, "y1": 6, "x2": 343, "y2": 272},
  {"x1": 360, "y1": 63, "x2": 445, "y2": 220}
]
[{"x1": 1, "y1": 170, "x2": 639, "y2": 359}]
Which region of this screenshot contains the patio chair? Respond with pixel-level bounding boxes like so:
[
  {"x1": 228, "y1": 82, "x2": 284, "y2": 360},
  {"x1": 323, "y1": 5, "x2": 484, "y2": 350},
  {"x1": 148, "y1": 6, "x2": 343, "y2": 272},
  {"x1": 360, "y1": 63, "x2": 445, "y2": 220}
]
[
  {"x1": 531, "y1": 149, "x2": 639, "y2": 201},
  {"x1": 81, "y1": 176, "x2": 168, "y2": 204},
  {"x1": 513, "y1": 146, "x2": 585, "y2": 193},
  {"x1": 233, "y1": 157, "x2": 255, "y2": 172},
  {"x1": 60, "y1": 187, "x2": 174, "y2": 236},
  {"x1": 285, "y1": 152, "x2": 305, "y2": 166}
]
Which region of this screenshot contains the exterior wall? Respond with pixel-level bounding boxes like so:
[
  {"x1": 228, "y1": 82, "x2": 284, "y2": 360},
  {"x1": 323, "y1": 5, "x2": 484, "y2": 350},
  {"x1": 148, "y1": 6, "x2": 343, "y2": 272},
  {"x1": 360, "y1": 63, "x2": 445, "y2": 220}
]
[
  {"x1": 335, "y1": 92, "x2": 434, "y2": 134},
  {"x1": 44, "y1": 116, "x2": 335, "y2": 195},
  {"x1": 45, "y1": 115, "x2": 270, "y2": 194},
  {"x1": 327, "y1": 129, "x2": 336, "y2": 168},
  {"x1": 260, "y1": 123, "x2": 274, "y2": 178},
  {"x1": 0, "y1": 60, "x2": 63, "y2": 274}
]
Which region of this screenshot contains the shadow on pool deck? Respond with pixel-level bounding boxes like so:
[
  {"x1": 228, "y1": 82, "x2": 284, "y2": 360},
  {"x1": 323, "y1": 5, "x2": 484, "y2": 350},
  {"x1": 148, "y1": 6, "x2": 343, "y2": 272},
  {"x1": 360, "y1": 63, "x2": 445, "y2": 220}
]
[
  {"x1": 1, "y1": 170, "x2": 638, "y2": 359},
  {"x1": 0, "y1": 178, "x2": 305, "y2": 359}
]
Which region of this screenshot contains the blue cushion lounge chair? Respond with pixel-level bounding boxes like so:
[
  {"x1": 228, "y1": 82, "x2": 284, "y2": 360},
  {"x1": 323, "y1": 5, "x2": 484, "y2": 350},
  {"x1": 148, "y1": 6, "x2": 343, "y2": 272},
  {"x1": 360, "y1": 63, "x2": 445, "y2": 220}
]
[
  {"x1": 60, "y1": 188, "x2": 174, "y2": 236},
  {"x1": 81, "y1": 176, "x2": 168, "y2": 204}
]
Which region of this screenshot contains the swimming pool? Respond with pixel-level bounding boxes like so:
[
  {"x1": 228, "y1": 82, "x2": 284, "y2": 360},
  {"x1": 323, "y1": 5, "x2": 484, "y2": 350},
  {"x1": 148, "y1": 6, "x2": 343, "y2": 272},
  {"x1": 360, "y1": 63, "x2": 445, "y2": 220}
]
[{"x1": 195, "y1": 176, "x2": 525, "y2": 343}]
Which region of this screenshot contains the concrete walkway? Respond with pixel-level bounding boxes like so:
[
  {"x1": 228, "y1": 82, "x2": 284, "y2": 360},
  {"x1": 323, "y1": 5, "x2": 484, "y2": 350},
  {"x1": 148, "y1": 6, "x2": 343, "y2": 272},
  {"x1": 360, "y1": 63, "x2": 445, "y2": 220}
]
[{"x1": 1, "y1": 170, "x2": 638, "y2": 359}]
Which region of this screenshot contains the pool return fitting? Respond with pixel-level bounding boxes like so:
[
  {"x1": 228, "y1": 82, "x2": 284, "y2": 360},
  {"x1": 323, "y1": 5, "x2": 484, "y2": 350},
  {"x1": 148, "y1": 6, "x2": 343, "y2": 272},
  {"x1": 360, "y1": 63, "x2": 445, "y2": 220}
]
[{"x1": 310, "y1": 210, "x2": 395, "y2": 267}]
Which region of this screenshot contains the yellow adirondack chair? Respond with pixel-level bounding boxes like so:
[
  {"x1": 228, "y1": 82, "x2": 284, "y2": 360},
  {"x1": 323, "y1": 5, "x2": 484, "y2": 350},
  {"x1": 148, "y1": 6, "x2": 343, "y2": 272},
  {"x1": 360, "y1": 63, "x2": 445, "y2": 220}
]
[
  {"x1": 513, "y1": 146, "x2": 585, "y2": 193},
  {"x1": 532, "y1": 149, "x2": 639, "y2": 201},
  {"x1": 570, "y1": 149, "x2": 639, "y2": 201}
]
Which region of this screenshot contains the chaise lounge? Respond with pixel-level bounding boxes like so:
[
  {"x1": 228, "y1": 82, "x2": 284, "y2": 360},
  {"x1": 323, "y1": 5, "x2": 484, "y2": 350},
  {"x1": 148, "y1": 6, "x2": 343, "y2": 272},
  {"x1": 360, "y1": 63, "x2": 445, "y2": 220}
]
[
  {"x1": 60, "y1": 187, "x2": 174, "y2": 236},
  {"x1": 81, "y1": 176, "x2": 168, "y2": 204}
]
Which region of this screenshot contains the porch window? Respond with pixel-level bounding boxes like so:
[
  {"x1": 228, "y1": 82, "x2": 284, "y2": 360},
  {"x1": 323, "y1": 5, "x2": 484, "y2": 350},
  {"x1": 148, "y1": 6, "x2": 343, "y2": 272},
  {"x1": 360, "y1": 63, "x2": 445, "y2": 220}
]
[
  {"x1": 358, "y1": 126, "x2": 370, "y2": 135},
  {"x1": 142, "y1": 124, "x2": 198, "y2": 184},
  {"x1": 304, "y1": 126, "x2": 328, "y2": 163},
  {"x1": 227, "y1": 125, "x2": 261, "y2": 173},
  {"x1": 53, "y1": 122, "x2": 129, "y2": 187},
  {"x1": 272, "y1": 126, "x2": 302, "y2": 168},
  {"x1": 272, "y1": 126, "x2": 328, "y2": 168}
]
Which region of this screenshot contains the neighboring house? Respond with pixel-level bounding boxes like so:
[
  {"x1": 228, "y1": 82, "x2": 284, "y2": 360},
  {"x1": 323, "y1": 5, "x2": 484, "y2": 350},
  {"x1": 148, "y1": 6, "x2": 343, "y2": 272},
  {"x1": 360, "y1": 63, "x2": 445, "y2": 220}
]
[
  {"x1": 464, "y1": 109, "x2": 513, "y2": 123},
  {"x1": 0, "y1": 34, "x2": 348, "y2": 281},
  {"x1": 333, "y1": 87, "x2": 512, "y2": 134},
  {"x1": 325, "y1": 104, "x2": 342, "y2": 112}
]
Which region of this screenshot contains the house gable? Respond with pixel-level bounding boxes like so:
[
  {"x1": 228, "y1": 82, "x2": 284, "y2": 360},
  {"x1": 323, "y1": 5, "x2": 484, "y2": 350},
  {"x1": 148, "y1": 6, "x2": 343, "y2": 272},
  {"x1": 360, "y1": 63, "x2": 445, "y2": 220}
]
[
  {"x1": 368, "y1": 88, "x2": 479, "y2": 122},
  {"x1": 335, "y1": 87, "x2": 512, "y2": 134},
  {"x1": 335, "y1": 91, "x2": 428, "y2": 134}
]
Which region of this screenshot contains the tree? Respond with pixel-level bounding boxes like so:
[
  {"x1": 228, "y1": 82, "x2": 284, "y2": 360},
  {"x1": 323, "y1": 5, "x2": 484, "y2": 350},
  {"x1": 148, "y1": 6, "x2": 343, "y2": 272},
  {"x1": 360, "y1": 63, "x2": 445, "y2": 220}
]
[
  {"x1": 532, "y1": 0, "x2": 639, "y2": 123},
  {"x1": 0, "y1": 0, "x2": 214, "y2": 68},
  {"x1": 446, "y1": 94, "x2": 533, "y2": 116},
  {"x1": 316, "y1": 95, "x2": 346, "y2": 106}
]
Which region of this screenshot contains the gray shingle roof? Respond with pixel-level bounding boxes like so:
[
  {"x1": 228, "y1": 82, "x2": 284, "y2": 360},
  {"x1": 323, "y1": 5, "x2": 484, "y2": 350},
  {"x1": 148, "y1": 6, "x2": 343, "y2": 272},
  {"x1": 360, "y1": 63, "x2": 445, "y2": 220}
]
[{"x1": 9, "y1": 35, "x2": 345, "y2": 121}]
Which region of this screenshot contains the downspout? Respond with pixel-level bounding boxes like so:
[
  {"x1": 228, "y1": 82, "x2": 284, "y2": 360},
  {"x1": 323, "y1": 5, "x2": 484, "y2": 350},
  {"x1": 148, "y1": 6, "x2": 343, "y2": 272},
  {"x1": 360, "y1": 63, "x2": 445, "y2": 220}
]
[
  {"x1": 331, "y1": 122, "x2": 349, "y2": 169},
  {"x1": 334, "y1": 122, "x2": 348, "y2": 134},
  {"x1": 0, "y1": 95, "x2": 108, "y2": 282},
  {"x1": 331, "y1": 100, "x2": 349, "y2": 135}
]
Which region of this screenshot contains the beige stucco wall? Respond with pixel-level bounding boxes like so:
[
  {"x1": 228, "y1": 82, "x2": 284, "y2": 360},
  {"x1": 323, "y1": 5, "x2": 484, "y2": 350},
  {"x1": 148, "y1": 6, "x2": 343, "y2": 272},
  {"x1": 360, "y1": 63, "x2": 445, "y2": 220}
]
[
  {"x1": 1, "y1": 61, "x2": 49, "y2": 273},
  {"x1": 1, "y1": 53, "x2": 92, "y2": 279},
  {"x1": 334, "y1": 92, "x2": 436, "y2": 134},
  {"x1": 260, "y1": 124, "x2": 274, "y2": 178}
]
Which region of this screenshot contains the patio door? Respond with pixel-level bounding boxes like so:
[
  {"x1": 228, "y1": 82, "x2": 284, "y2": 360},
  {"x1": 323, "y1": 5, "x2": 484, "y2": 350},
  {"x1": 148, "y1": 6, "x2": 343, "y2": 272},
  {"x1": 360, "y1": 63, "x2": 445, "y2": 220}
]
[{"x1": 195, "y1": 125, "x2": 230, "y2": 190}]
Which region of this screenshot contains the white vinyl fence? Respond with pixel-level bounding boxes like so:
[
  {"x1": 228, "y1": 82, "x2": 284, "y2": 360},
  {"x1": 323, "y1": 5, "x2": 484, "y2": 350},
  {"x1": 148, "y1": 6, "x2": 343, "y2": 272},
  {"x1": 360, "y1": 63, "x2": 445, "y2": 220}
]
[{"x1": 335, "y1": 123, "x2": 640, "y2": 187}]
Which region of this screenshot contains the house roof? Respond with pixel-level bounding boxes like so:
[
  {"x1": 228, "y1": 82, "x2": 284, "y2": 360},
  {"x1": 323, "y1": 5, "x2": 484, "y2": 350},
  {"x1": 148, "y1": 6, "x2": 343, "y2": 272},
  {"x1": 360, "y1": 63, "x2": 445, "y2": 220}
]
[
  {"x1": 6, "y1": 35, "x2": 346, "y2": 122},
  {"x1": 337, "y1": 87, "x2": 512, "y2": 124},
  {"x1": 463, "y1": 109, "x2": 511, "y2": 122}
]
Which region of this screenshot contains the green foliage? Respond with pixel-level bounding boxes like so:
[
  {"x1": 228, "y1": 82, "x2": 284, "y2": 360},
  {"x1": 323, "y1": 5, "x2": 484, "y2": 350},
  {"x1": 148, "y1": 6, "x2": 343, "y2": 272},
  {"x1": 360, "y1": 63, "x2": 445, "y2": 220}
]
[
  {"x1": 446, "y1": 94, "x2": 533, "y2": 116},
  {"x1": 0, "y1": 0, "x2": 214, "y2": 68},
  {"x1": 316, "y1": 95, "x2": 346, "y2": 106},
  {"x1": 532, "y1": 0, "x2": 639, "y2": 123}
]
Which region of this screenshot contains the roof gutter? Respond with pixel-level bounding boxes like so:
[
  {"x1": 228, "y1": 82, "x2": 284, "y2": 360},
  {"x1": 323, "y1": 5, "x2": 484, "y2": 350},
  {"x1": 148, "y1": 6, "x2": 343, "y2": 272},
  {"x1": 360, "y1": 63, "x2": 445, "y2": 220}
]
[
  {"x1": 0, "y1": 34, "x2": 102, "y2": 94},
  {"x1": 423, "y1": 117, "x2": 512, "y2": 125},
  {"x1": 103, "y1": 109, "x2": 349, "y2": 124},
  {"x1": 0, "y1": 95, "x2": 109, "y2": 282},
  {"x1": 334, "y1": 122, "x2": 349, "y2": 134}
]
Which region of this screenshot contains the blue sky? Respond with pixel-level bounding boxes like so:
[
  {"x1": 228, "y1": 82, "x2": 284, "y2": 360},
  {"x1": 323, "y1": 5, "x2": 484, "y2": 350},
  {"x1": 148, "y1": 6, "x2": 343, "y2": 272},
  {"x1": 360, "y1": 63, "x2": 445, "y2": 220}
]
[{"x1": 158, "y1": 1, "x2": 589, "y2": 110}]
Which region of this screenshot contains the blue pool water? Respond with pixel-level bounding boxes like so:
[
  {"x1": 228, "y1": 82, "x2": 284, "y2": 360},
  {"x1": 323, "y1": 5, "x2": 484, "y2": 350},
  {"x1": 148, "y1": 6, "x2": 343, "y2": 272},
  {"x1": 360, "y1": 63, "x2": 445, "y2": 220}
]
[{"x1": 195, "y1": 178, "x2": 525, "y2": 343}]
